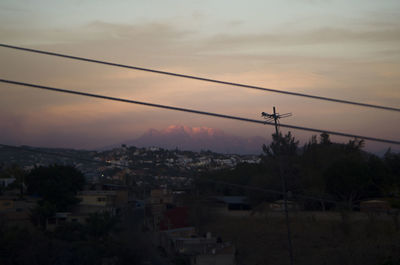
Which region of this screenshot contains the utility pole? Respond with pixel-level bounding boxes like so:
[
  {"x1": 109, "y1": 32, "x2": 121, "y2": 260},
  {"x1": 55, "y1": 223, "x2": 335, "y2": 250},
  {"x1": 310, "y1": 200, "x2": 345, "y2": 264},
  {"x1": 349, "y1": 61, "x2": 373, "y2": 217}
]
[{"x1": 262, "y1": 107, "x2": 294, "y2": 265}]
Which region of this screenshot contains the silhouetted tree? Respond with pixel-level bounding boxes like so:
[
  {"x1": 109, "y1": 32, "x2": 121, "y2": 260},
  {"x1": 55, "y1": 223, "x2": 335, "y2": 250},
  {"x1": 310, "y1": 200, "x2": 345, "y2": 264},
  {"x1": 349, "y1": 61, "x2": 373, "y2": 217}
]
[
  {"x1": 0, "y1": 164, "x2": 26, "y2": 197},
  {"x1": 26, "y1": 165, "x2": 85, "y2": 212},
  {"x1": 85, "y1": 212, "x2": 118, "y2": 240},
  {"x1": 324, "y1": 156, "x2": 369, "y2": 209},
  {"x1": 320, "y1": 132, "x2": 331, "y2": 145},
  {"x1": 323, "y1": 138, "x2": 371, "y2": 208},
  {"x1": 384, "y1": 149, "x2": 400, "y2": 195},
  {"x1": 262, "y1": 131, "x2": 299, "y2": 158},
  {"x1": 261, "y1": 131, "x2": 300, "y2": 198}
]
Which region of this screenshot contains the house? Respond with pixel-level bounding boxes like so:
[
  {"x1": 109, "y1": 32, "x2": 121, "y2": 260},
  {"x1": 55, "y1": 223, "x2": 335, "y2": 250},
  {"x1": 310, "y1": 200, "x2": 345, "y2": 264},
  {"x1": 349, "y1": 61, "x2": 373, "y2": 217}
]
[
  {"x1": 46, "y1": 212, "x2": 70, "y2": 231},
  {"x1": 159, "y1": 226, "x2": 197, "y2": 253},
  {"x1": 160, "y1": 227, "x2": 216, "y2": 255},
  {"x1": 0, "y1": 196, "x2": 37, "y2": 227},
  {"x1": 190, "y1": 243, "x2": 236, "y2": 265},
  {"x1": 211, "y1": 196, "x2": 251, "y2": 211},
  {"x1": 159, "y1": 227, "x2": 236, "y2": 265},
  {"x1": 46, "y1": 211, "x2": 90, "y2": 231},
  {"x1": 159, "y1": 206, "x2": 189, "y2": 231},
  {"x1": 145, "y1": 189, "x2": 174, "y2": 230},
  {"x1": 145, "y1": 202, "x2": 167, "y2": 230},
  {"x1": 90, "y1": 183, "x2": 132, "y2": 205},
  {"x1": 76, "y1": 190, "x2": 119, "y2": 215},
  {"x1": 0, "y1": 178, "x2": 16, "y2": 188},
  {"x1": 135, "y1": 200, "x2": 145, "y2": 208},
  {"x1": 46, "y1": 189, "x2": 128, "y2": 230},
  {"x1": 360, "y1": 200, "x2": 391, "y2": 213},
  {"x1": 269, "y1": 200, "x2": 300, "y2": 211},
  {"x1": 150, "y1": 189, "x2": 173, "y2": 205},
  {"x1": 0, "y1": 197, "x2": 14, "y2": 211}
]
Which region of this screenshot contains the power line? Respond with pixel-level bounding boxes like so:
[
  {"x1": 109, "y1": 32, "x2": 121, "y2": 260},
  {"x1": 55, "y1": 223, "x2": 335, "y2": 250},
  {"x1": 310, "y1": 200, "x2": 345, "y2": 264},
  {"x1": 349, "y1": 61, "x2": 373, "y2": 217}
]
[
  {"x1": 1, "y1": 43, "x2": 399, "y2": 113},
  {"x1": 0, "y1": 143, "x2": 338, "y2": 204},
  {"x1": 1, "y1": 78, "x2": 399, "y2": 145}
]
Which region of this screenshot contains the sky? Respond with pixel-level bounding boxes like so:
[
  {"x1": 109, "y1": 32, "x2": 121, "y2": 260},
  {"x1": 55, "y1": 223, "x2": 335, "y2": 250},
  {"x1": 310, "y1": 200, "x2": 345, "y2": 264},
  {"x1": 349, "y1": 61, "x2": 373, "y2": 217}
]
[{"x1": 0, "y1": 0, "x2": 399, "y2": 153}]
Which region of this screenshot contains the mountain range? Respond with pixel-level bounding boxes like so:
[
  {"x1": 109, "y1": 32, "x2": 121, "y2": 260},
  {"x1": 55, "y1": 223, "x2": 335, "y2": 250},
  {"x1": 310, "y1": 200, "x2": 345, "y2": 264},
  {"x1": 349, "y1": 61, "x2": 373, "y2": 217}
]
[{"x1": 121, "y1": 125, "x2": 268, "y2": 154}]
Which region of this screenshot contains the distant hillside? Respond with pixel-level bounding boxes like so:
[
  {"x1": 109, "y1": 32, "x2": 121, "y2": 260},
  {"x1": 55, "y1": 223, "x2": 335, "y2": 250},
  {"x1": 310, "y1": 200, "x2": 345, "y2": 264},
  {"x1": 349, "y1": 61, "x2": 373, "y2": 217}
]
[{"x1": 122, "y1": 125, "x2": 267, "y2": 154}]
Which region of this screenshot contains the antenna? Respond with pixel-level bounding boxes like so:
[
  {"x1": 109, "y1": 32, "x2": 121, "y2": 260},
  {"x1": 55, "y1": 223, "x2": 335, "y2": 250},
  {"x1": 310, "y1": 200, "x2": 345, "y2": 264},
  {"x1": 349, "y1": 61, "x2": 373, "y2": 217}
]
[{"x1": 262, "y1": 107, "x2": 292, "y2": 135}]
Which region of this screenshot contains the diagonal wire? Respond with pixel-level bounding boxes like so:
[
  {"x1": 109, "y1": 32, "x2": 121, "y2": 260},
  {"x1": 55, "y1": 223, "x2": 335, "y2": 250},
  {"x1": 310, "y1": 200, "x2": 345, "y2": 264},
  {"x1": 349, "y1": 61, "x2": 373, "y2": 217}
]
[
  {"x1": 1, "y1": 78, "x2": 399, "y2": 145},
  {"x1": 1, "y1": 43, "x2": 399, "y2": 113}
]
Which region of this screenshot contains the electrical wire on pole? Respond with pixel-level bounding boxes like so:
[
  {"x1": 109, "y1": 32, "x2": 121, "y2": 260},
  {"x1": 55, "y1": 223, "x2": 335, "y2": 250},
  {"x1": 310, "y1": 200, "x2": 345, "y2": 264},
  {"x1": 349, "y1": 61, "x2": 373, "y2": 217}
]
[{"x1": 262, "y1": 107, "x2": 294, "y2": 265}]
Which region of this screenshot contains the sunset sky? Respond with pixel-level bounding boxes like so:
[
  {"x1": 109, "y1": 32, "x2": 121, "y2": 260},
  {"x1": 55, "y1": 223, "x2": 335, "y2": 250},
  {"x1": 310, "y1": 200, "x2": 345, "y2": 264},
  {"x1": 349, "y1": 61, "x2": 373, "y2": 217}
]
[{"x1": 1, "y1": 0, "x2": 399, "y2": 153}]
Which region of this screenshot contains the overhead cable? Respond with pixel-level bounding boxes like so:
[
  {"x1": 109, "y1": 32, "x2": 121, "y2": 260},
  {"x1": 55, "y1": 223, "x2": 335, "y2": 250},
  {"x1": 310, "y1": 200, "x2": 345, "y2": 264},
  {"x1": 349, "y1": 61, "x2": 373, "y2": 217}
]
[
  {"x1": 1, "y1": 43, "x2": 399, "y2": 112},
  {"x1": 1, "y1": 78, "x2": 399, "y2": 145}
]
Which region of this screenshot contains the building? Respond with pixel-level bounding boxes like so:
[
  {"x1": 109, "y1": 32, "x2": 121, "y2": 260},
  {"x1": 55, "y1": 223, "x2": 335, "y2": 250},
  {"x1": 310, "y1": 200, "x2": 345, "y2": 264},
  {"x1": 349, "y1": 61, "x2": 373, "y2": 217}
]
[
  {"x1": 0, "y1": 178, "x2": 16, "y2": 188},
  {"x1": 159, "y1": 227, "x2": 236, "y2": 265},
  {"x1": 210, "y1": 196, "x2": 251, "y2": 211},
  {"x1": 145, "y1": 189, "x2": 174, "y2": 230},
  {"x1": 46, "y1": 212, "x2": 70, "y2": 231},
  {"x1": 360, "y1": 200, "x2": 391, "y2": 213},
  {"x1": 191, "y1": 243, "x2": 236, "y2": 265},
  {"x1": 159, "y1": 206, "x2": 189, "y2": 231},
  {"x1": 45, "y1": 189, "x2": 129, "y2": 230},
  {"x1": 76, "y1": 190, "x2": 120, "y2": 216},
  {"x1": 269, "y1": 200, "x2": 301, "y2": 211},
  {"x1": 0, "y1": 195, "x2": 37, "y2": 227},
  {"x1": 149, "y1": 189, "x2": 173, "y2": 205}
]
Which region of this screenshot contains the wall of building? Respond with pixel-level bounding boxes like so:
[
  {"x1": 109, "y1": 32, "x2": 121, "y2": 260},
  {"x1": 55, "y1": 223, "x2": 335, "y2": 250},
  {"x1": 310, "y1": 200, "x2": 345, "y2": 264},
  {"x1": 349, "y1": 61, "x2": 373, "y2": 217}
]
[{"x1": 191, "y1": 254, "x2": 235, "y2": 265}]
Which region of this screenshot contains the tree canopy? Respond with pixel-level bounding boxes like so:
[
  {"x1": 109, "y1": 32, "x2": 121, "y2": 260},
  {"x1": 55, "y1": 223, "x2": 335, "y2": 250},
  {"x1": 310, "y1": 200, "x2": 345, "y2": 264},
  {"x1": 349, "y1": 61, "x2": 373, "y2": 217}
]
[
  {"x1": 197, "y1": 132, "x2": 400, "y2": 209},
  {"x1": 26, "y1": 164, "x2": 85, "y2": 212}
]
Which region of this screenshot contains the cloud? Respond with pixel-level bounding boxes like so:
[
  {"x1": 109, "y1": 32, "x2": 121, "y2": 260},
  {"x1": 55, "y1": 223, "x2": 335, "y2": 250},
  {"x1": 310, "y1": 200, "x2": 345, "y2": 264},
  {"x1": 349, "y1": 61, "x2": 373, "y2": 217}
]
[
  {"x1": 0, "y1": 20, "x2": 193, "y2": 47},
  {"x1": 226, "y1": 20, "x2": 243, "y2": 28},
  {"x1": 1, "y1": 19, "x2": 399, "y2": 152},
  {"x1": 202, "y1": 27, "x2": 400, "y2": 53},
  {"x1": 85, "y1": 21, "x2": 193, "y2": 40},
  {"x1": 0, "y1": 4, "x2": 28, "y2": 13}
]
